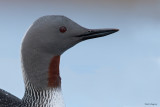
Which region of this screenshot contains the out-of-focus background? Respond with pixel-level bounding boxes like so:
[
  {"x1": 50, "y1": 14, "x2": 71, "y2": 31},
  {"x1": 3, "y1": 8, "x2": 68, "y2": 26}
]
[{"x1": 0, "y1": 0, "x2": 160, "y2": 107}]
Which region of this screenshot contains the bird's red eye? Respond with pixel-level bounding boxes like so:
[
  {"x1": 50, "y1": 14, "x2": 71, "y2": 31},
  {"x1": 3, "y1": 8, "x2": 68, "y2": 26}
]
[{"x1": 59, "y1": 26, "x2": 67, "y2": 33}]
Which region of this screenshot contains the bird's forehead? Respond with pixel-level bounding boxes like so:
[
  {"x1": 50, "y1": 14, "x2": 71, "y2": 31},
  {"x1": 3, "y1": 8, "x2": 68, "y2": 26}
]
[
  {"x1": 36, "y1": 15, "x2": 75, "y2": 27},
  {"x1": 41, "y1": 15, "x2": 70, "y2": 22}
]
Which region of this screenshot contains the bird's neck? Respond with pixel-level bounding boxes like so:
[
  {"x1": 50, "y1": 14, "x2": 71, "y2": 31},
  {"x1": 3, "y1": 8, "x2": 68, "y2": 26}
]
[
  {"x1": 22, "y1": 82, "x2": 65, "y2": 107},
  {"x1": 22, "y1": 49, "x2": 62, "y2": 88},
  {"x1": 21, "y1": 50, "x2": 65, "y2": 106}
]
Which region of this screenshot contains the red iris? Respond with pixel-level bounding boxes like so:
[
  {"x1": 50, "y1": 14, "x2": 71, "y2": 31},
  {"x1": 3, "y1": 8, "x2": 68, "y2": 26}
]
[{"x1": 59, "y1": 26, "x2": 67, "y2": 33}]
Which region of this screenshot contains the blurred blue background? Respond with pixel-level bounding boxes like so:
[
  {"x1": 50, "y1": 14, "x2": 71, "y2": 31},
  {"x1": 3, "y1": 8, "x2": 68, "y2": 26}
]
[{"x1": 0, "y1": 0, "x2": 160, "y2": 107}]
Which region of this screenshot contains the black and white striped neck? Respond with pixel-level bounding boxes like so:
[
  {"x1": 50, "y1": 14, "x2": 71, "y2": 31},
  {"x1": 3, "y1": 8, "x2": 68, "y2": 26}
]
[{"x1": 22, "y1": 82, "x2": 65, "y2": 107}]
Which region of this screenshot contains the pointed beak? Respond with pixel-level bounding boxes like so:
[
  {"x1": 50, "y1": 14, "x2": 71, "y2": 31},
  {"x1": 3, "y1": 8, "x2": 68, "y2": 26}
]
[{"x1": 77, "y1": 28, "x2": 119, "y2": 41}]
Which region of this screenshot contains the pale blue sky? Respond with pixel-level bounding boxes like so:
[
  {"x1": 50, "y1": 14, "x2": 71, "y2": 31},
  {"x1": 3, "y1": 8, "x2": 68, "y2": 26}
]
[{"x1": 0, "y1": 0, "x2": 160, "y2": 107}]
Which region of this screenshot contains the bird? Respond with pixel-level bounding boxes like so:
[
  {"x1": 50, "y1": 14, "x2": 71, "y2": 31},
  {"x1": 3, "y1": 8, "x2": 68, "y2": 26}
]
[{"x1": 0, "y1": 15, "x2": 119, "y2": 107}]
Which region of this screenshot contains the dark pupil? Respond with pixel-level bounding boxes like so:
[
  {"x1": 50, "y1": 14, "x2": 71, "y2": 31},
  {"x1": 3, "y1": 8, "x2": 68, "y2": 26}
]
[{"x1": 59, "y1": 26, "x2": 67, "y2": 33}]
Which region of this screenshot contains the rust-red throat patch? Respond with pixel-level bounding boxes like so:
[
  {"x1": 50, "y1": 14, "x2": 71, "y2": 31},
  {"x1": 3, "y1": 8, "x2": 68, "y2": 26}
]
[{"x1": 48, "y1": 55, "x2": 61, "y2": 87}]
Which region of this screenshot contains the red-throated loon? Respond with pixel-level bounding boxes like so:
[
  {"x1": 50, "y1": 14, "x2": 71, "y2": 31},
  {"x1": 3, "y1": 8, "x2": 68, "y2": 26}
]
[{"x1": 0, "y1": 15, "x2": 119, "y2": 107}]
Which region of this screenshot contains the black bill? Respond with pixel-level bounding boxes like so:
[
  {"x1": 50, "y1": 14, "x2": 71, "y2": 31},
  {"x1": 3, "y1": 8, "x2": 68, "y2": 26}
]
[{"x1": 77, "y1": 28, "x2": 119, "y2": 41}]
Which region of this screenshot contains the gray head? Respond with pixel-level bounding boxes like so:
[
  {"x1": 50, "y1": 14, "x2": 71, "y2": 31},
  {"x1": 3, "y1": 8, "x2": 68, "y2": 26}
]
[{"x1": 21, "y1": 15, "x2": 118, "y2": 89}]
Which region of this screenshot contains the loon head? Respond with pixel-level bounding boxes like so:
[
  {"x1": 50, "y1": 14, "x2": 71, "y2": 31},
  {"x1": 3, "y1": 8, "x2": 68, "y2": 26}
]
[
  {"x1": 21, "y1": 15, "x2": 118, "y2": 107},
  {"x1": 21, "y1": 15, "x2": 118, "y2": 90}
]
